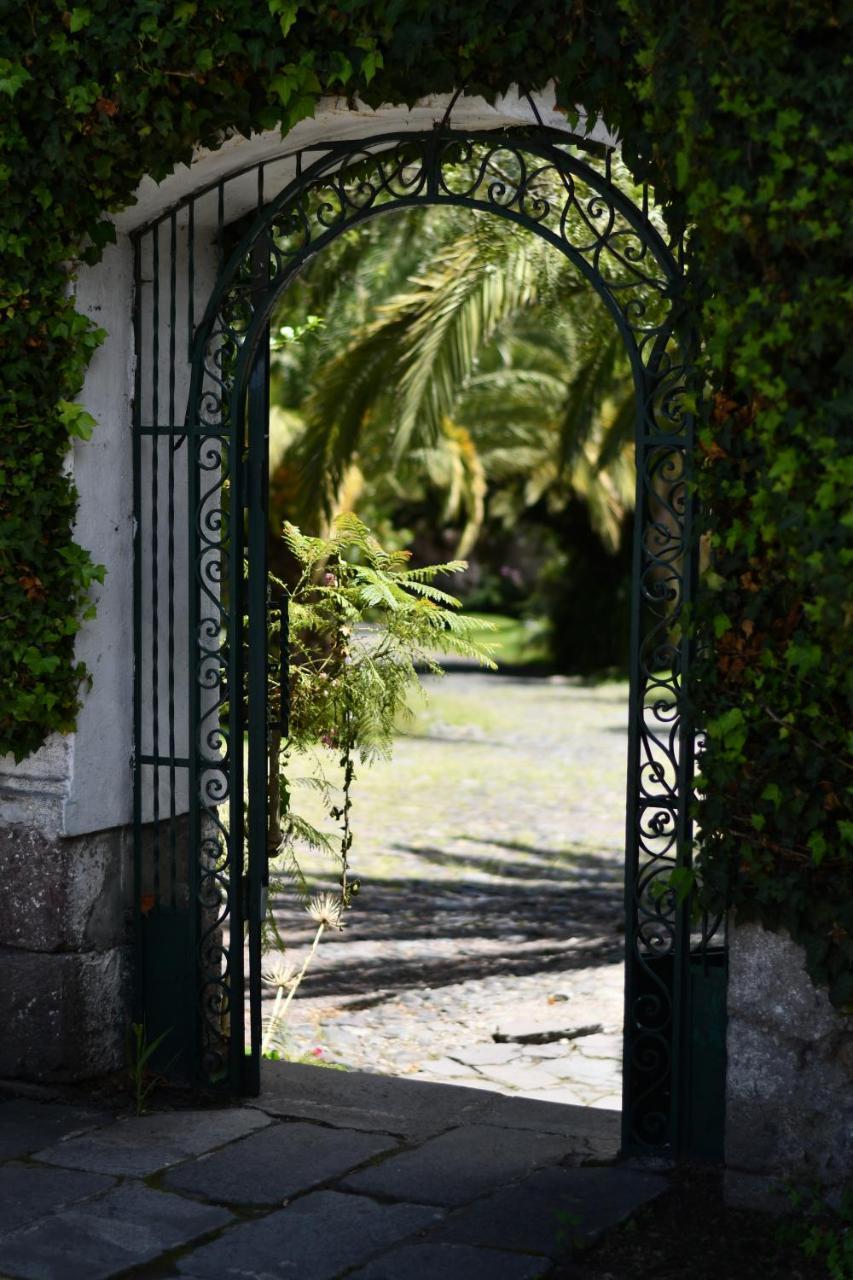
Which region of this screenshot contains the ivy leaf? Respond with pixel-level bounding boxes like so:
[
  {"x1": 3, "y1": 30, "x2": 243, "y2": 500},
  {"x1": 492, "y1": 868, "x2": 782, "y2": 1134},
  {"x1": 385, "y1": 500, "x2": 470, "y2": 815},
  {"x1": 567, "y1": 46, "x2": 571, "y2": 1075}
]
[
  {"x1": 709, "y1": 706, "x2": 748, "y2": 757},
  {"x1": 269, "y1": 0, "x2": 300, "y2": 39},
  {"x1": 0, "y1": 59, "x2": 32, "y2": 98},
  {"x1": 57, "y1": 400, "x2": 97, "y2": 441},
  {"x1": 669, "y1": 866, "x2": 696, "y2": 903},
  {"x1": 69, "y1": 7, "x2": 93, "y2": 32}
]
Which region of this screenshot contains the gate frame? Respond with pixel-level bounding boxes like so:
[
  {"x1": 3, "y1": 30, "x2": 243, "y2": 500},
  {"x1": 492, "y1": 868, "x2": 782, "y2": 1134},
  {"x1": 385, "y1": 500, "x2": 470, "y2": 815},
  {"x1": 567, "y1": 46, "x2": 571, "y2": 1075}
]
[{"x1": 131, "y1": 111, "x2": 725, "y2": 1160}]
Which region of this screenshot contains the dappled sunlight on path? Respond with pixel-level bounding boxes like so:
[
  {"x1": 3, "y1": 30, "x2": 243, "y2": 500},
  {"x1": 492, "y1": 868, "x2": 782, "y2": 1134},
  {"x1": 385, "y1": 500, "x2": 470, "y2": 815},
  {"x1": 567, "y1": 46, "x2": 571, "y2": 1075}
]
[{"x1": 258, "y1": 672, "x2": 628, "y2": 1109}]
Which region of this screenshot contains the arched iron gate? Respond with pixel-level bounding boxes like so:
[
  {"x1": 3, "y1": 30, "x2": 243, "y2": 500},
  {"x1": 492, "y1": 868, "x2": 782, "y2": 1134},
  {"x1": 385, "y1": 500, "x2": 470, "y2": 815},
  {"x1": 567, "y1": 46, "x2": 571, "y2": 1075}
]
[{"x1": 130, "y1": 121, "x2": 727, "y2": 1159}]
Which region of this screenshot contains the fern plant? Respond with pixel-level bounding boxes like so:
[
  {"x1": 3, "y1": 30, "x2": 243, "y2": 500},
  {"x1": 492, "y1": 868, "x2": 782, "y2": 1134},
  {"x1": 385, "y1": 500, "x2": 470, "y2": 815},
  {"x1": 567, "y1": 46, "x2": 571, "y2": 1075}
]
[{"x1": 259, "y1": 514, "x2": 495, "y2": 1051}]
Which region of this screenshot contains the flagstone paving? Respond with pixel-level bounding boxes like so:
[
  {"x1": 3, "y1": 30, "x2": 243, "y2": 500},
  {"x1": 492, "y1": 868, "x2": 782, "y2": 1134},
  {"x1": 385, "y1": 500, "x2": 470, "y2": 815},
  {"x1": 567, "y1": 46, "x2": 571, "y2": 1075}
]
[
  {"x1": 0, "y1": 1065, "x2": 667, "y2": 1278},
  {"x1": 0, "y1": 674, "x2": 643, "y2": 1275},
  {"x1": 263, "y1": 671, "x2": 628, "y2": 1109}
]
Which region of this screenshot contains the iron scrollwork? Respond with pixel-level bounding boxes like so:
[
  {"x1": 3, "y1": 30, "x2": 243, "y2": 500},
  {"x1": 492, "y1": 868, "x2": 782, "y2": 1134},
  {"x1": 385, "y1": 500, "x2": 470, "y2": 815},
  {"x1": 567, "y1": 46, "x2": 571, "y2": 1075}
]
[{"x1": 172, "y1": 125, "x2": 703, "y2": 1143}]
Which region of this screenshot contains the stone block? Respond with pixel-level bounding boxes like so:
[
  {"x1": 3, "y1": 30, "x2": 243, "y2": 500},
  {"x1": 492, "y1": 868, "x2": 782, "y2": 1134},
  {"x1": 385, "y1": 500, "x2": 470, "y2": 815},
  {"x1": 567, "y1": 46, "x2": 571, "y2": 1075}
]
[
  {"x1": 342, "y1": 1123, "x2": 577, "y2": 1207},
  {"x1": 177, "y1": 1190, "x2": 443, "y2": 1279},
  {"x1": 0, "y1": 1182, "x2": 231, "y2": 1280},
  {"x1": 727, "y1": 922, "x2": 844, "y2": 1041},
  {"x1": 0, "y1": 1163, "x2": 114, "y2": 1234},
  {"x1": 0, "y1": 825, "x2": 131, "y2": 954},
  {"x1": 0, "y1": 736, "x2": 71, "y2": 835},
  {"x1": 35, "y1": 1107, "x2": 270, "y2": 1177},
  {"x1": 726, "y1": 920, "x2": 853, "y2": 1190},
  {"x1": 347, "y1": 1242, "x2": 552, "y2": 1279},
  {"x1": 0, "y1": 948, "x2": 130, "y2": 1080},
  {"x1": 162, "y1": 1121, "x2": 398, "y2": 1205}
]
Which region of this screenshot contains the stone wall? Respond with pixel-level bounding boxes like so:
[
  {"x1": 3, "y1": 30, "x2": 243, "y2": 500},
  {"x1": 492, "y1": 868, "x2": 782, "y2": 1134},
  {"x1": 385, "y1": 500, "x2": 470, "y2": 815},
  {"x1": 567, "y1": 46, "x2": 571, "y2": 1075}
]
[
  {"x1": 0, "y1": 823, "x2": 132, "y2": 1080},
  {"x1": 726, "y1": 919, "x2": 853, "y2": 1201}
]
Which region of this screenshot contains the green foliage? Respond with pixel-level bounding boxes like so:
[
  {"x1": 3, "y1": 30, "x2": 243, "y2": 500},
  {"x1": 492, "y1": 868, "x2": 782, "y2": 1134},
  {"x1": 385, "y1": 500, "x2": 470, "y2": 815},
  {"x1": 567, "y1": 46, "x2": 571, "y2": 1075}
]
[
  {"x1": 125, "y1": 1021, "x2": 172, "y2": 1116},
  {"x1": 281, "y1": 513, "x2": 495, "y2": 755},
  {"x1": 266, "y1": 513, "x2": 494, "y2": 917},
  {"x1": 2, "y1": 1, "x2": 851, "y2": 1001},
  {"x1": 273, "y1": 198, "x2": 636, "y2": 557},
  {"x1": 780, "y1": 1185, "x2": 853, "y2": 1279}
]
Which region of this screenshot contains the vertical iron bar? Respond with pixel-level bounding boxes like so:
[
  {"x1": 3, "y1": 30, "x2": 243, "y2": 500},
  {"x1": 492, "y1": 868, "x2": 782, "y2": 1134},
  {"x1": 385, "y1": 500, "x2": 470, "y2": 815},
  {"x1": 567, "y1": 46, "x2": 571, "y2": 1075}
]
[
  {"x1": 168, "y1": 212, "x2": 177, "y2": 906},
  {"x1": 217, "y1": 180, "x2": 225, "y2": 269},
  {"x1": 151, "y1": 222, "x2": 161, "y2": 899},
  {"x1": 131, "y1": 232, "x2": 144, "y2": 1023},
  {"x1": 279, "y1": 596, "x2": 289, "y2": 740},
  {"x1": 621, "y1": 381, "x2": 650, "y2": 1155},
  {"x1": 671, "y1": 408, "x2": 699, "y2": 1157},
  {"x1": 185, "y1": 207, "x2": 202, "y2": 1082},
  {"x1": 244, "y1": 234, "x2": 271, "y2": 1093},
  {"x1": 187, "y1": 201, "x2": 195, "y2": 361},
  {"x1": 225, "y1": 257, "x2": 247, "y2": 1093}
]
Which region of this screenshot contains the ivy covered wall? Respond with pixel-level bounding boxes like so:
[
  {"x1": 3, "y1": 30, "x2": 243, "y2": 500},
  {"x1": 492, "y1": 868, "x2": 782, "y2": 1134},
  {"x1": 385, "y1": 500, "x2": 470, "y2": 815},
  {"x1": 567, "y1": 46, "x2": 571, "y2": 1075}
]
[{"x1": 1, "y1": 1, "x2": 850, "y2": 1001}]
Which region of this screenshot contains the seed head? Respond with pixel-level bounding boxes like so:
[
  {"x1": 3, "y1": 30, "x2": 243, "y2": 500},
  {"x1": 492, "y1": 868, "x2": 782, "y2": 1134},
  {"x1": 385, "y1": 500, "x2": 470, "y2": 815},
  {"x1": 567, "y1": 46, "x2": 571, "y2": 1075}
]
[
  {"x1": 261, "y1": 959, "x2": 298, "y2": 990},
  {"x1": 307, "y1": 892, "x2": 345, "y2": 931}
]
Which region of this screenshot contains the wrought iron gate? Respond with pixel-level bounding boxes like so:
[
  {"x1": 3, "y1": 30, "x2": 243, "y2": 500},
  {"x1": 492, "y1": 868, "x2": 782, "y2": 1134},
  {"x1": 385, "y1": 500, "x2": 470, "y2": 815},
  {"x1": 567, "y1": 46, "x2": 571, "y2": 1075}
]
[{"x1": 131, "y1": 119, "x2": 726, "y2": 1157}]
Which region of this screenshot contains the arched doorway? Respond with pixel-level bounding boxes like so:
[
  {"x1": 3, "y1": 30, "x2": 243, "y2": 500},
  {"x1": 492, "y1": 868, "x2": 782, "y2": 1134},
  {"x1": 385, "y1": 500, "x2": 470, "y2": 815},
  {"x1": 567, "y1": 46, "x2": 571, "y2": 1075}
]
[{"x1": 131, "y1": 117, "x2": 725, "y2": 1160}]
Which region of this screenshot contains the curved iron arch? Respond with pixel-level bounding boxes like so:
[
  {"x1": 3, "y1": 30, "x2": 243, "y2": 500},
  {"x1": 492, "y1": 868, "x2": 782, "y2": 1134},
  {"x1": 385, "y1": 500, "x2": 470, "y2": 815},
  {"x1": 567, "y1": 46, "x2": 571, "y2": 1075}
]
[
  {"x1": 189, "y1": 128, "x2": 690, "y2": 429},
  {"x1": 133, "y1": 122, "x2": 721, "y2": 1159}
]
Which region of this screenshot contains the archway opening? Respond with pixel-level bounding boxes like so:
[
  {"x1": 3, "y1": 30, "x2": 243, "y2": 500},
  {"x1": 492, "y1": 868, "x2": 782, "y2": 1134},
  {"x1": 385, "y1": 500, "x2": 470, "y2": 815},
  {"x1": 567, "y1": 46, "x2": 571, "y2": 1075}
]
[
  {"x1": 259, "y1": 197, "x2": 634, "y2": 1117},
  {"x1": 131, "y1": 122, "x2": 724, "y2": 1160}
]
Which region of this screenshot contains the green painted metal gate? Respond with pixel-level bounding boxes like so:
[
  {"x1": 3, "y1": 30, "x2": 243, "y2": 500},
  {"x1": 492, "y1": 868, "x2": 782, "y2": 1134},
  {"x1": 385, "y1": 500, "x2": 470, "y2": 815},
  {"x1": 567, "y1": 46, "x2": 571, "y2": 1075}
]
[{"x1": 131, "y1": 113, "x2": 727, "y2": 1157}]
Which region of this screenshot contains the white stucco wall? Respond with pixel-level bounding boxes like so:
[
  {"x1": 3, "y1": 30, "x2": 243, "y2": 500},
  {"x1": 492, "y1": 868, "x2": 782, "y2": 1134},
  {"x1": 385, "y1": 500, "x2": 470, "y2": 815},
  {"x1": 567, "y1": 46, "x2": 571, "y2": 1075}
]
[{"x1": 0, "y1": 86, "x2": 611, "y2": 838}]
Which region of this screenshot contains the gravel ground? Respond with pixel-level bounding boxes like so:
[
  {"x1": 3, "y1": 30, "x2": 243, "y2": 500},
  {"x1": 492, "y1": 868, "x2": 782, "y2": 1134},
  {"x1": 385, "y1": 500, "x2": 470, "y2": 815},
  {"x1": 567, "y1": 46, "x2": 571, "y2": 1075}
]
[{"x1": 261, "y1": 671, "x2": 629, "y2": 1108}]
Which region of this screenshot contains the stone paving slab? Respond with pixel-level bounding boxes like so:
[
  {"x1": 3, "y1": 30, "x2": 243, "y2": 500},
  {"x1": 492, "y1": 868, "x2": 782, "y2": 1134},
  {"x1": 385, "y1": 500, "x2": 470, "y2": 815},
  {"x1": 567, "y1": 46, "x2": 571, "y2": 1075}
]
[
  {"x1": 0, "y1": 1100, "x2": 109, "y2": 1161},
  {"x1": 255, "y1": 1061, "x2": 621, "y2": 1160},
  {"x1": 256, "y1": 1061, "x2": 491, "y2": 1138},
  {"x1": 450, "y1": 1043, "x2": 521, "y2": 1066},
  {"x1": 0, "y1": 1162, "x2": 114, "y2": 1234},
  {"x1": 177, "y1": 1189, "x2": 443, "y2": 1279},
  {"x1": 163, "y1": 1121, "x2": 398, "y2": 1206},
  {"x1": 34, "y1": 1106, "x2": 271, "y2": 1177},
  {"x1": 477, "y1": 1092, "x2": 620, "y2": 1153},
  {"x1": 0, "y1": 1183, "x2": 231, "y2": 1280},
  {"x1": 431, "y1": 1163, "x2": 668, "y2": 1256},
  {"x1": 346, "y1": 1241, "x2": 553, "y2": 1279},
  {"x1": 483, "y1": 1063, "x2": 565, "y2": 1092},
  {"x1": 341, "y1": 1122, "x2": 578, "y2": 1206}
]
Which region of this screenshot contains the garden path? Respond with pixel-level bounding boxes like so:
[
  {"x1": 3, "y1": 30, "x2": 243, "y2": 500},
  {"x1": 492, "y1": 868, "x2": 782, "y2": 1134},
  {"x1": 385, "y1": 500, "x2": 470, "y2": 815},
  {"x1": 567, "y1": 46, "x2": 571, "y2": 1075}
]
[{"x1": 265, "y1": 671, "x2": 627, "y2": 1110}]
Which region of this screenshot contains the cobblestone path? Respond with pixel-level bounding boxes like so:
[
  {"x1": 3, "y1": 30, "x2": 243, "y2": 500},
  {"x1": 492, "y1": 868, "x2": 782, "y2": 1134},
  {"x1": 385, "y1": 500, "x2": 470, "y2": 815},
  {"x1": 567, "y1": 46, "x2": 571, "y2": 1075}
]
[{"x1": 264, "y1": 672, "x2": 628, "y2": 1110}]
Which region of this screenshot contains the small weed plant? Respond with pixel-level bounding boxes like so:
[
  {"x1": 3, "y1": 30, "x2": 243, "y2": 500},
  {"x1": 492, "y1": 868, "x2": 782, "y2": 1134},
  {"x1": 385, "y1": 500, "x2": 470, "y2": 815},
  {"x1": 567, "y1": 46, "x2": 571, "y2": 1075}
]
[{"x1": 126, "y1": 1022, "x2": 172, "y2": 1117}]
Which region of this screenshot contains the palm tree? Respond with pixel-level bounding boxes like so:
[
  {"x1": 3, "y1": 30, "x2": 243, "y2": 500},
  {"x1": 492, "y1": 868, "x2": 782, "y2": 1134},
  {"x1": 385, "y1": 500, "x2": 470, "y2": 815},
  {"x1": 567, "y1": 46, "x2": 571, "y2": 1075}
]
[
  {"x1": 264, "y1": 159, "x2": 662, "y2": 667},
  {"x1": 271, "y1": 200, "x2": 638, "y2": 542}
]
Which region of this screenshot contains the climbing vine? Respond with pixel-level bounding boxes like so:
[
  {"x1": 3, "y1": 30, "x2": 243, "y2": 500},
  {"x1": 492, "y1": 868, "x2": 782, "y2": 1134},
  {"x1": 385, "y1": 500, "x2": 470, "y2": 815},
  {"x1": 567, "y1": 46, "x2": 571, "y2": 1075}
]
[{"x1": 1, "y1": 1, "x2": 850, "y2": 1000}]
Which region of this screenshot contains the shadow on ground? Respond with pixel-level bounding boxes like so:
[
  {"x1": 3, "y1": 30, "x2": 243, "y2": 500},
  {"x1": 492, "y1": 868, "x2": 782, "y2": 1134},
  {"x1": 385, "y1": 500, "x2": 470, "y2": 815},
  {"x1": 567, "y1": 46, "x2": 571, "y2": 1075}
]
[{"x1": 268, "y1": 840, "x2": 624, "y2": 999}]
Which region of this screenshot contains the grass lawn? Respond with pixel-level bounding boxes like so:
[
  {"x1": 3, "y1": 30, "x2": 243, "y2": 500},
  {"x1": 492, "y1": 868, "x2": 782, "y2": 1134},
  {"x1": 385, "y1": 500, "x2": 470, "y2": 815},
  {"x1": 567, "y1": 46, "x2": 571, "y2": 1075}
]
[{"x1": 461, "y1": 611, "x2": 551, "y2": 668}]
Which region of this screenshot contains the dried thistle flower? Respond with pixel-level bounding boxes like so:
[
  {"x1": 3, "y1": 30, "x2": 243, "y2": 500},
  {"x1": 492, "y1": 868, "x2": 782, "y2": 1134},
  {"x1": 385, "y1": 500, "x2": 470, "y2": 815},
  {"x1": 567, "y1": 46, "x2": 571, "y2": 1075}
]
[
  {"x1": 261, "y1": 959, "x2": 298, "y2": 990},
  {"x1": 307, "y1": 892, "x2": 344, "y2": 931}
]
